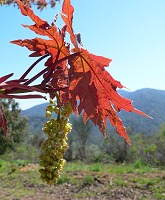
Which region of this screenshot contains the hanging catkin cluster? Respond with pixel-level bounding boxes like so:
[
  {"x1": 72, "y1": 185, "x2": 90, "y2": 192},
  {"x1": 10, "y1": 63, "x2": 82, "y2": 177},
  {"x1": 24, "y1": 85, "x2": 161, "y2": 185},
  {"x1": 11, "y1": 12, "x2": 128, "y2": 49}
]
[{"x1": 39, "y1": 99, "x2": 72, "y2": 185}]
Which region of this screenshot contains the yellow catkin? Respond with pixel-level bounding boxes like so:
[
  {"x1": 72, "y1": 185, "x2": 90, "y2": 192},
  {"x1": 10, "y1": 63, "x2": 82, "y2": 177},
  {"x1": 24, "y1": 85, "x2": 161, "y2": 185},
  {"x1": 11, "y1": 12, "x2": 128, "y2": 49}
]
[{"x1": 39, "y1": 100, "x2": 72, "y2": 185}]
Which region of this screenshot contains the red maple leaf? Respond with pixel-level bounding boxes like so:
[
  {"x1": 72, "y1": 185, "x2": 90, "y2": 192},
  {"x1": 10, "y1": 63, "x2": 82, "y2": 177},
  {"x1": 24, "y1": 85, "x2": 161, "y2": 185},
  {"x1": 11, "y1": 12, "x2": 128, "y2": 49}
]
[
  {"x1": 61, "y1": 0, "x2": 150, "y2": 144},
  {"x1": 67, "y1": 48, "x2": 150, "y2": 144},
  {"x1": 0, "y1": 73, "x2": 46, "y2": 99},
  {"x1": 10, "y1": 0, "x2": 150, "y2": 144},
  {"x1": 0, "y1": 106, "x2": 7, "y2": 138},
  {"x1": 0, "y1": 73, "x2": 44, "y2": 137},
  {"x1": 11, "y1": 0, "x2": 69, "y2": 64},
  {"x1": 11, "y1": 0, "x2": 74, "y2": 97},
  {"x1": 61, "y1": 0, "x2": 77, "y2": 47}
]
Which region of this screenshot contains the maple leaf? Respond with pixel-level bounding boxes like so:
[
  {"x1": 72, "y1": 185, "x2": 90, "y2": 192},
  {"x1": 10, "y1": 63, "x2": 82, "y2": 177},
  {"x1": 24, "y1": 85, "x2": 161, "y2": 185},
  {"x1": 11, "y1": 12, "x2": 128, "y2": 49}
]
[
  {"x1": 0, "y1": 106, "x2": 7, "y2": 138},
  {"x1": 68, "y1": 49, "x2": 151, "y2": 144},
  {"x1": 0, "y1": 72, "x2": 47, "y2": 136},
  {"x1": 60, "y1": 0, "x2": 150, "y2": 144},
  {"x1": 11, "y1": 0, "x2": 72, "y2": 93},
  {"x1": 9, "y1": 0, "x2": 150, "y2": 144},
  {"x1": 61, "y1": 0, "x2": 77, "y2": 47},
  {"x1": 12, "y1": 0, "x2": 69, "y2": 61},
  {"x1": 0, "y1": 73, "x2": 46, "y2": 99}
]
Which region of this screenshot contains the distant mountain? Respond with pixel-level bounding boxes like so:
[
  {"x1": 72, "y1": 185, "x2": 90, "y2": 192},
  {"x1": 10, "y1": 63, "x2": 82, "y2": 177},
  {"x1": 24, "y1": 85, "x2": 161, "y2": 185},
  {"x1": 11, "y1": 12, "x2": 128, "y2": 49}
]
[
  {"x1": 21, "y1": 102, "x2": 48, "y2": 133},
  {"x1": 118, "y1": 88, "x2": 165, "y2": 134},
  {"x1": 22, "y1": 88, "x2": 165, "y2": 135},
  {"x1": 22, "y1": 102, "x2": 49, "y2": 118}
]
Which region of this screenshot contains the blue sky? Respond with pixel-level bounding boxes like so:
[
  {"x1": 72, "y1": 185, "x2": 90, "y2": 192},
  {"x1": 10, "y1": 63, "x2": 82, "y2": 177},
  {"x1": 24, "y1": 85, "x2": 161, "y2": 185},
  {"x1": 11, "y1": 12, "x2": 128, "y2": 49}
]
[{"x1": 0, "y1": 0, "x2": 165, "y2": 109}]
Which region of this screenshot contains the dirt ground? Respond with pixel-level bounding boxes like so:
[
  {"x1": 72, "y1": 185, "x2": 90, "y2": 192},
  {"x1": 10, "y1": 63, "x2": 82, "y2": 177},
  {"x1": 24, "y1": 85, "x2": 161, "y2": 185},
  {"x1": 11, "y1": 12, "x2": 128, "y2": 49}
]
[{"x1": 0, "y1": 168, "x2": 165, "y2": 200}]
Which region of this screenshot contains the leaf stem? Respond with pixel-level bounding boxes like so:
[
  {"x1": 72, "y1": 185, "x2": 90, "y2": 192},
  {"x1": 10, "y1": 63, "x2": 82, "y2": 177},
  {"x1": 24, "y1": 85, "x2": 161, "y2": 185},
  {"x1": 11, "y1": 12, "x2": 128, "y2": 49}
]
[{"x1": 20, "y1": 54, "x2": 50, "y2": 80}]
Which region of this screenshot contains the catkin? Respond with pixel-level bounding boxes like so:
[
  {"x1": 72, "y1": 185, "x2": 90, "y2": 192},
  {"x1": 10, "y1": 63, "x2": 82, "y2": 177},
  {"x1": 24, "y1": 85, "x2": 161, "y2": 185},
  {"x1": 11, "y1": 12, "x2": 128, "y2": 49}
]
[{"x1": 39, "y1": 100, "x2": 72, "y2": 185}]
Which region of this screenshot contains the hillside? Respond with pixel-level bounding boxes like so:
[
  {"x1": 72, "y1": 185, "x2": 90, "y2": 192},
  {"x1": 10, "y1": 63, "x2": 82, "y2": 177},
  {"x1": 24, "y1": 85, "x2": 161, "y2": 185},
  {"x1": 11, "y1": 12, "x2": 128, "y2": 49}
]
[
  {"x1": 22, "y1": 102, "x2": 49, "y2": 118},
  {"x1": 22, "y1": 88, "x2": 165, "y2": 135},
  {"x1": 118, "y1": 88, "x2": 165, "y2": 134}
]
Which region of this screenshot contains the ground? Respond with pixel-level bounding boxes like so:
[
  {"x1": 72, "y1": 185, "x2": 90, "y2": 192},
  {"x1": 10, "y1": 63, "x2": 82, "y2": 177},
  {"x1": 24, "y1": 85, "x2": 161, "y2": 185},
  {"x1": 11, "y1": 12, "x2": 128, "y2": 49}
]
[{"x1": 0, "y1": 162, "x2": 164, "y2": 200}]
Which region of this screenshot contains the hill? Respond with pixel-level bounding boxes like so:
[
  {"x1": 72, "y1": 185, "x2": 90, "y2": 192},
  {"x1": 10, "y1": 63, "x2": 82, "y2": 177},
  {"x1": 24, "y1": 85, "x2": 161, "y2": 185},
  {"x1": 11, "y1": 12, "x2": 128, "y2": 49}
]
[
  {"x1": 22, "y1": 102, "x2": 49, "y2": 118},
  {"x1": 118, "y1": 88, "x2": 165, "y2": 134},
  {"x1": 22, "y1": 88, "x2": 165, "y2": 135}
]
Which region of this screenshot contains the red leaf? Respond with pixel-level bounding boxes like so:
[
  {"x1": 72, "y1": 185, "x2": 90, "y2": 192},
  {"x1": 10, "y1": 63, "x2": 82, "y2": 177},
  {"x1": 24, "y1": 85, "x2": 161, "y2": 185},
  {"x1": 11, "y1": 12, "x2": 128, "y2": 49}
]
[
  {"x1": 12, "y1": 1, "x2": 69, "y2": 63},
  {"x1": 0, "y1": 73, "x2": 14, "y2": 84},
  {"x1": 16, "y1": 0, "x2": 48, "y2": 26},
  {"x1": 0, "y1": 94, "x2": 46, "y2": 99},
  {"x1": 61, "y1": 0, "x2": 77, "y2": 47},
  {"x1": 0, "y1": 74, "x2": 46, "y2": 99},
  {"x1": 9, "y1": 0, "x2": 150, "y2": 144},
  {"x1": 0, "y1": 106, "x2": 7, "y2": 138},
  {"x1": 68, "y1": 48, "x2": 150, "y2": 144}
]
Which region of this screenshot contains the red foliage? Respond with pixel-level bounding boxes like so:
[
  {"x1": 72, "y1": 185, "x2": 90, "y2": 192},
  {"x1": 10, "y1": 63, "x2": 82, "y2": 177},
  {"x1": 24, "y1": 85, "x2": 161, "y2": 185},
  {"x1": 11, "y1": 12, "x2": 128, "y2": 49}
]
[
  {"x1": 0, "y1": 106, "x2": 7, "y2": 138},
  {"x1": 0, "y1": 0, "x2": 150, "y2": 144}
]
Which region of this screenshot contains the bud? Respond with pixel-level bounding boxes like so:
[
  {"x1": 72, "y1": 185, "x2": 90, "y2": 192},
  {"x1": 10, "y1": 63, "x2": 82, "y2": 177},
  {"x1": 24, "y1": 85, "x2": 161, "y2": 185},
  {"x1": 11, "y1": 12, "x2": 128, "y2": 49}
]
[
  {"x1": 46, "y1": 110, "x2": 52, "y2": 118},
  {"x1": 56, "y1": 164, "x2": 63, "y2": 171},
  {"x1": 47, "y1": 105, "x2": 55, "y2": 112},
  {"x1": 39, "y1": 161, "x2": 47, "y2": 167},
  {"x1": 47, "y1": 172, "x2": 52, "y2": 179},
  {"x1": 54, "y1": 106, "x2": 60, "y2": 114},
  {"x1": 49, "y1": 99, "x2": 54, "y2": 105},
  {"x1": 47, "y1": 179, "x2": 54, "y2": 185},
  {"x1": 59, "y1": 159, "x2": 66, "y2": 166},
  {"x1": 64, "y1": 123, "x2": 72, "y2": 133}
]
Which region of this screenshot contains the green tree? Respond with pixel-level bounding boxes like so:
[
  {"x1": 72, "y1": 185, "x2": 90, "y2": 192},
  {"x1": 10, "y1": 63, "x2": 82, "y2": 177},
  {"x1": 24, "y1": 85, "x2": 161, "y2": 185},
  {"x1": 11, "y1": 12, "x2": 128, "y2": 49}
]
[
  {"x1": 0, "y1": 0, "x2": 59, "y2": 10},
  {"x1": 70, "y1": 115, "x2": 93, "y2": 161},
  {"x1": 0, "y1": 99, "x2": 28, "y2": 154},
  {"x1": 154, "y1": 123, "x2": 165, "y2": 165},
  {"x1": 102, "y1": 130, "x2": 128, "y2": 163}
]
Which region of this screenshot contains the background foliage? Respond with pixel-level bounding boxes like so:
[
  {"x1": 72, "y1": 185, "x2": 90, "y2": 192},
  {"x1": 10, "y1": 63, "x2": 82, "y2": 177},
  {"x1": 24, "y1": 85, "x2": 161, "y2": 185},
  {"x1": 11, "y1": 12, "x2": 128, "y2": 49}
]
[
  {"x1": 0, "y1": 99, "x2": 28, "y2": 155},
  {"x1": 1, "y1": 100, "x2": 165, "y2": 167}
]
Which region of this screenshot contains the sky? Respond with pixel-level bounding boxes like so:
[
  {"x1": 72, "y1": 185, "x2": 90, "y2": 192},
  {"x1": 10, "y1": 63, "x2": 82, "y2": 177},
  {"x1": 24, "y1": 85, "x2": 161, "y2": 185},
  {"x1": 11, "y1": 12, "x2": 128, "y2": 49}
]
[{"x1": 0, "y1": 0, "x2": 165, "y2": 110}]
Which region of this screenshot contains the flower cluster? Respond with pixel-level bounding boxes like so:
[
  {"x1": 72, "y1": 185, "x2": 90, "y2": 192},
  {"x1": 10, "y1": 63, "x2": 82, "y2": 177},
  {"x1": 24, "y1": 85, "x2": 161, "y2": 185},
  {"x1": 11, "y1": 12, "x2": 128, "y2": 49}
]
[{"x1": 39, "y1": 99, "x2": 72, "y2": 185}]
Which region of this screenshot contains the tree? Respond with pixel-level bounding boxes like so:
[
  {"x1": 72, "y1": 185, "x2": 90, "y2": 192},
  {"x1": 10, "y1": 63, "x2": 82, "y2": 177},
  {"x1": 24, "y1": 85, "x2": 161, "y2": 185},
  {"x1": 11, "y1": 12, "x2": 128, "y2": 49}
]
[
  {"x1": 150, "y1": 123, "x2": 165, "y2": 165},
  {"x1": 0, "y1": 0, "x2": 60, "y2": 10},
  {"x1": 0, "y1": 99, "x2": 28, "y2": 154},
  {"x1": 71, "y1": 115, "x2": 93, "y2": 161}
]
